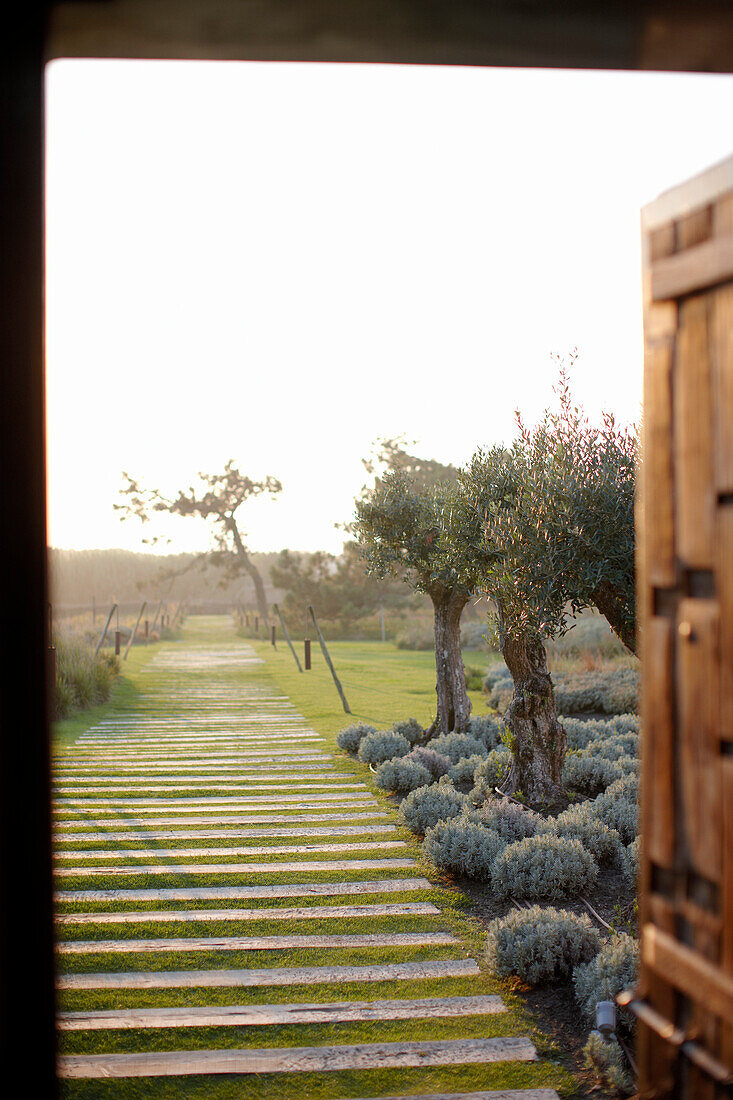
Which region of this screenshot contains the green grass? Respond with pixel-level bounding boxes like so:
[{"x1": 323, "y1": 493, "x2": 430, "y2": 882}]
[{"x1": 54, "y1": 615, "x2": 580, "y2": 1099}]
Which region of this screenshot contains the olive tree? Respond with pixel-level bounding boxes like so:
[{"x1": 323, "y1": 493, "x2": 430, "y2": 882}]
[
  {"x1": 115, "y1": 460, "x2": 282, "y2": 626},
  {"x1": 459, "y1": 359, "x2": 638, "y2": 804},
  {"x1": 459, "y1": 445, "x2": 568, "y2": 805},
  {"x1": 354, "y1": 472, "x2": 491, "y2": 736}
]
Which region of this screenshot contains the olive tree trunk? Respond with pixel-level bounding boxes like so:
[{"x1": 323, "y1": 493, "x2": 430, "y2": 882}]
[
  {"x1": 498, "y1": 625, "x2": 567, "y2": 807},
  {"x1": 591, "y1": 580, "x2": 637, "y2": 655},
  {"x1": 426, "y1": 588, "x2": 471, "y2": 737},
  {"x1": 227, "y1": 518, "x2": 270, "y2": 626}
]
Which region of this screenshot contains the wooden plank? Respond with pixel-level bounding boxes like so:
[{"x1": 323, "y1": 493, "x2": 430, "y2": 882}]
[
  {"x1": 55, "y1": 811, "x2": 389, "y2": 828},
  {"x1": 57, "y1": 931, "x2": 456, "y2": 953},
  {"x1": 676, "y1": 598, "x2": 722, "y2": 882},
  {"x1": 55, "y1": 877, "x2": 432, "y2": 903},
  {"x1": 333, "y1": 1093, "x2": 559, "y2": 1100},
  {"x1": 55, "y1": 783, "x2": 362, "y2": 794},
  {"x1": 710, "y1": 282, "x2": 733, "y2": 495},
  {"x1": 642, "y1": 337, "x2": 676, "y2": 586},
  {"x1": 54, "y1": 825, "x2": 398, "y2": 842},
  {"x1": 57, "y1": 993, "x2": 506, "y2": 1030},
  {"x1": 55, "y1": 858, "x2": 416, "y2": 877},
  {"x1": 676, "y1": 206, "x2": 713, "y2": 251},
  {"x1": 641, "y1": 616, "x2": 675, "y2": 867},
  {"x1": 54, "y1": 842, "x2": 407, "y2": 860},
  {"x1": 56, "y1": 901, "x2": 441, "y2": 926},
  {"x1": 652, "y1": 233, "x2": 733, "y2": 301},
  {"x1": 54, "y1": 762, "x2": 332, "y2": 772},
  {"x1": 650, "y1": 223, "x2": 676, "y2": 262},
  {"x1": 642, "y1": 157, "x2": 733, "y2": 234},
  {"x1": 723, "y1": 756, "x2": 733, "y2": 1066},
  {"x1": 55, "y1": 793, "x2": 374, "y2": 807},
  {"x1": 58, "y1": 1035, "x2": 534, "y2": 1078},
  {"x1": 642, "y1": 923, "x2": 733, "y2": 1027},
  {"x1": 57, "y1": 958, "x2": 480, "y2": 991},
  {"x1": 674, "y1": 295, "x2": 715, "y2": 568}
]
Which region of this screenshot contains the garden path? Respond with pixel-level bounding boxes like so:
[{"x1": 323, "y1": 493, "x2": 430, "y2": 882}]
[{"x1": 53, "y1": 616, "x2": 564, "y2": 1099}]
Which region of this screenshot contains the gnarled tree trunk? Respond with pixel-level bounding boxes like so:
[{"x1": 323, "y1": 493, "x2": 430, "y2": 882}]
[
  {"x1": 591, "y1": 580, "x2": 637, "y2": 654},
  {"x1": 227, "y1": 518, "x2": 270, "y2": 626},
  {"x1": 426, "y1": 587, "x2": 471, "y2": 737},
  {"x1": 499, "y1": 624, "x2": 567, "y2": 807}
]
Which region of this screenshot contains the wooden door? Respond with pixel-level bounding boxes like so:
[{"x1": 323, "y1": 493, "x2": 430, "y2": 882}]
[{"x1": 635, "y1": 155, "x2": 733, "y2": 1096}]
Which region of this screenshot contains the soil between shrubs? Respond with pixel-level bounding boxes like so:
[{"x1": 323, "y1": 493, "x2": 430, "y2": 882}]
[{"x1": 454, "y1": 866, "x2": 637, "y2": 1098}]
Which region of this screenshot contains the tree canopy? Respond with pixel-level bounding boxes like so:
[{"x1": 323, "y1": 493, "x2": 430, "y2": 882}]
[{"x1": 115, "y1": 460, "x2": 282, "y2": 624}]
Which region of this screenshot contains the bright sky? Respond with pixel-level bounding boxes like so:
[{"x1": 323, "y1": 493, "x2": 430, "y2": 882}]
[{"x1": 45, "y1": 60, "x2": 733, "y2": 556}]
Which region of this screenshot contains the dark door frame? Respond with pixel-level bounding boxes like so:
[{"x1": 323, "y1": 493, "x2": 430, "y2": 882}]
[{"x1": 3, "y1": 1, "x2": 733, "y2": 1091}]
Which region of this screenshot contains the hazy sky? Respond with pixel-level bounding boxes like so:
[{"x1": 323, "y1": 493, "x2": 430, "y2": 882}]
[{"x1": 45, "y1": 60, "x2": 733, "y2": 556}]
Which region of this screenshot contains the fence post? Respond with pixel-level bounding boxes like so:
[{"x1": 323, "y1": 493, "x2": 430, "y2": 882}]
[
  {"x1": 114, "y1": 630, "x2": 121, "y2": 656},
  {"x1": 307, "y1": 605, "x2": 351, "y2": 714},
  {"x1": 95, "y1": 603, "x2": 117, "y2": 656},
  {"x1": 304, "y1": 638, "x2": 311, "y2": 670},
  {"x1": 124, "y1": 601, "x2": 146, "y2": 660},
  {"x1": 271, "y1": 624, "x2": 277, "y2": 648},
  {"x1": 273, "y1": 604, "x2": 303, "y2": 672}
]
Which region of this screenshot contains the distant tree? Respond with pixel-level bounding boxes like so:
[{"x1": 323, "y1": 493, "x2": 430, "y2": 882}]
[
  {"x1": 115, "y1": 461, "x2": 282, "y2": 625},
  {"x1": 271, "y1": 542, "x2": 409, "y2": 635},
  {"x1": 361, "y1": 435, "x2": 459, "y2": 491},
  {"x1": 354, "y1": 472, "x2": 491, "y2": 736}
]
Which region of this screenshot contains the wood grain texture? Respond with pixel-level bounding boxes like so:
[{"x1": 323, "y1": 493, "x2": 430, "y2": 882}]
[
  {"x1": 57, "y1": 931, "x2": 456, "y2": 953},
  {"x1": 642, "y1": 923, "x2": 733, "y2": 1026},
  {"x1": 57, "y1": 958, "x2": 480, "y2": 990},
  {"x1": 55, "y1": 858, "x2": 416, "y2": 877},
  {"x1": 641, "y1": 616, "x2": 675, "y2": 868},
  {"x1": 54, "y1": 824, "x2": 398, "y2": 842},
  {"x1": 642, "y1": 337, "x2": 676, "y2": 586},
  {"x1": 55, "y1": 811, "x2": 389, "y2": 828},
  {"x1": 55, "y1": 876, "x2": 432, "y2": 902},
  {"x1": 57, "y1": 993, "x2": 505, "y2": 1030},
  {"x1": 652, "y1": 233, "x2": 733, "y2": 301},
  {"x1": 54, "y1": 842, "x2": 407, "y2": 860},
  {"x1": 711, "y1": 284, "x2": 733, "y2": 493},
  {"x1": 674, "y1": 295, "x2": 715, "y2": 568},
  {"x1": 55, "y1": 793, "x2": 374, "y2": 807},
  {"x1": 56, "y1": 901, "x2": 441, "y2": 925},
  {"x1": 58, "y1": 1035, "x2": 534, "y2": 1077},
  {"x1": 676, "y1": 598, "x2": 721, "y2": 883}
]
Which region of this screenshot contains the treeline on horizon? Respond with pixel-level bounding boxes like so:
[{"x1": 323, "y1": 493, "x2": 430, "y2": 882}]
[{"x1": 49, "y1": 547, "x2": 285, "y2": 610}]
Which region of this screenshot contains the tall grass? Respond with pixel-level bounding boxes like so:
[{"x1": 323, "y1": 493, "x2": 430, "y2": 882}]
[{"x1": 53, "y1": 631, "x2": 119, "y2": 719}]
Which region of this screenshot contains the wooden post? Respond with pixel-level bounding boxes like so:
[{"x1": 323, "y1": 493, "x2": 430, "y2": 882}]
[
  {"x1": 94, "y1": 604, "x2": 117, "y2": 656},
  {"x1": 307, "y1": 605, "x2": 351, "y2": 714},
  {"x1": 124, "y1": 601, "x2": 146, "y2": 660},
  {"x1": 144, "y1": 619, "x2": 149, "y2": 639},
  {"x1": 254, "y1": 615, "x2": 259, "y2": 633},
  {"x1": 271, "y1": 624, "x2": 277, "y2": 648},
  {"x1": 114, "y1": 630, "x2": 121, "y2": 656},
  {"x1": 304, "y1": 637, "x2": 311, "y2": 670},
  {"x1": 272, "y1": 602, "x2": 301, "y2": 668}
]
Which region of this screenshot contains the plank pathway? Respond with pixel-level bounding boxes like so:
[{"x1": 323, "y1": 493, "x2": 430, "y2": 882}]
[{"x1": 53, "y1": 616, "x2": 561, "y2": 1097}]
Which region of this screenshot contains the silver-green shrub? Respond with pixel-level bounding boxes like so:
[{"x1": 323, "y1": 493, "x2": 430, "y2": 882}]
[
  {"x1": 375, "y1": 757, "x2": 433, "y2": 793},
  {"x1": 448, "y1": 754, "x2": 485, "y2": 791},
  {"x1": 466, "y1": 797, "x2": 543, "y2": 842},
  {"x1": 407, "y1": 746, "x2": 451, "y2": 778},
  {"x1": 584, "y1": 735, "x2": 637, "y2": 761},
  {"x1": 398, "y1": 779, "x2": 466, "y2": 835},
  {"x1": 337, "y1": 722, "x2": 377, "y2": 754},
  {"x1": 471, "y1": 748, "x2": 512, "y2": 801},
  {"x1": 610, "y1": 714, "x2": 640, "y2": 736},
  {"x1": 593, "y1": 793, "x2": 638, "y2": 844},
  {"x1": 485, "y1": 905, "x2": 600, "y2": 985},
  {"x1": 392, "y1": 717, "x2": 424, "y2": 745},
  {"x1": 550, "y1": 805, "x2": 624, "y2": 868},
  {"x1": 491, "y1": 834, "x2": 598, "y2": 900},
  {"x1": 562, "y1": 751, "x2": 623, "y2": 795},
  {"x1": 573, "y1": 933, "x2": 639, "y2": 1024},
  {"x1": 623, "y1": 837, "x2": 639, "y2": 881},
  {"x1": 562, "y1": 717, "x2": 611, "y2": 751},
  {"x1": 358, "y1": 730, "x2": 411, "y2": 765},
  {"x1": 604, "y1": 774, "x2": 639, "y2": 803},
  {"x1": 583, "y1": 1032, "x2": 634, "y2": 1094},
  {"x1": 429, "y1": 732, "x2": 488, "y2": 764},
  {"x1": 469, "y1": 714, "x2": 506, "y2": 749},
  {"x1": 423, "y1": 819, "x2": 505, "y2": 879}
]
